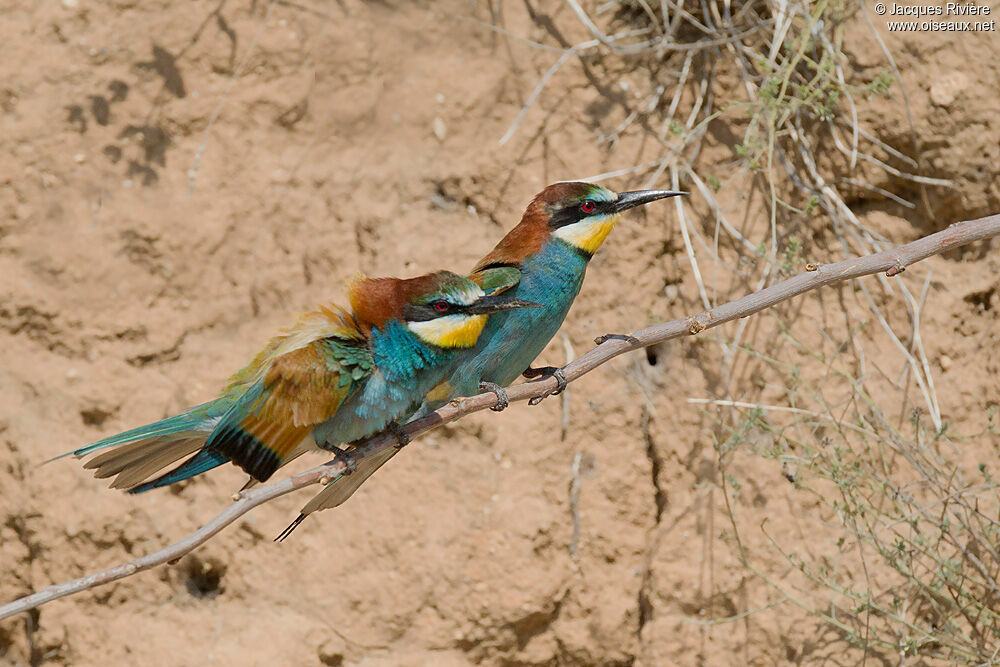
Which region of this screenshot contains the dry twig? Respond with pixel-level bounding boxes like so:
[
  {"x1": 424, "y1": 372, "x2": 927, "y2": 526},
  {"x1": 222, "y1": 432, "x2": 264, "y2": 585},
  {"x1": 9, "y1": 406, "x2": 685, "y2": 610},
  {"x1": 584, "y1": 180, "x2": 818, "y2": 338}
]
[{"x1": 1, "y1": 212, "x2": 998, "y2": 621}]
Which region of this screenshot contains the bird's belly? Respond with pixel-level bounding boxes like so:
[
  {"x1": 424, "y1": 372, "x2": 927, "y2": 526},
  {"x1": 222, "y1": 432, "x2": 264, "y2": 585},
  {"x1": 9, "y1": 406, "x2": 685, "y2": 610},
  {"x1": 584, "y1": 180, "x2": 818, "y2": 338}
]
[
  {"x1": 420, "y1": 241, "x2": 587, "y2": 409},
  {"x1": 479, "y1": 300, "x2": 573, "y2": 387},
  {"x1": 312, "y1": 369, "x2": 441, "y2": 446},
  {"x1": 479, "y1": 258, "x2": 584, "y2": 387}
]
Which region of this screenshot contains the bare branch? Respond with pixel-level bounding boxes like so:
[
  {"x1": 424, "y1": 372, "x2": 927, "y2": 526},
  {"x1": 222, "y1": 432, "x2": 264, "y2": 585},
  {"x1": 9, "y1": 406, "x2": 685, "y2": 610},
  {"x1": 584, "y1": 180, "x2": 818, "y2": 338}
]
[{"x1": 2, "y1": 212, "x2": 998, "y2": 621}]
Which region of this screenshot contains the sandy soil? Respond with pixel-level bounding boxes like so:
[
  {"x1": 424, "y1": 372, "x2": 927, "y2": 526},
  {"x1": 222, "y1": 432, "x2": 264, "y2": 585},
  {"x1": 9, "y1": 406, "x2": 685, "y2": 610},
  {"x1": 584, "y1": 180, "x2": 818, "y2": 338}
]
[{"x1": 1, "y1": 1, "x2": 998, "y2": 665}]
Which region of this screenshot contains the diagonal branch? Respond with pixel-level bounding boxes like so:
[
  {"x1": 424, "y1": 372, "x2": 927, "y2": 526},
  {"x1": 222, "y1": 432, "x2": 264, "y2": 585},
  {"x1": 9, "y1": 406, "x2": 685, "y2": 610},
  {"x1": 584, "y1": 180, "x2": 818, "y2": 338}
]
[{"x1": 2, "y1": 213, "x2": 998, "y2": 621}]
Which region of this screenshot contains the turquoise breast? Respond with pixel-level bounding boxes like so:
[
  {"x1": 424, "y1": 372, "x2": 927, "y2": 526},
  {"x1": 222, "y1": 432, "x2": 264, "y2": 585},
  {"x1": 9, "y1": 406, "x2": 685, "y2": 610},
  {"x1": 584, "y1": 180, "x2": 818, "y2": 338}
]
[
  {"x1": 454, "y1": 238, "x2": 589, "y2": 395},
  {"x1": 313, "y1": 320, "x2": 453, "y2": 445}
]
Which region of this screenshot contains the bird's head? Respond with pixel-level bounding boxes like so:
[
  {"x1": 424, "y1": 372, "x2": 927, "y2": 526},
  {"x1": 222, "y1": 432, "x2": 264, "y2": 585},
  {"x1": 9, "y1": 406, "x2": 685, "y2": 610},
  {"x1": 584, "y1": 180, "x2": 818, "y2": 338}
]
[
  {"x1": 474, "y1": 182, "x2": 685, "y2": 270},
  {"x1": 349, "y1": 271, "x2": 538, "y2": 348},
  {"x1": 537, "y1": 182, "x2": 686, "y2": 255}
]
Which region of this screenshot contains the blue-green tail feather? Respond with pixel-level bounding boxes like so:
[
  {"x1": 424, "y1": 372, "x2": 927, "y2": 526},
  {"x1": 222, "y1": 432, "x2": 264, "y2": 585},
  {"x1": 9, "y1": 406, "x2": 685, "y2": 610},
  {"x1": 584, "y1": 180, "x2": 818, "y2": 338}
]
[
  {"x1": 128, "y1": 449, "x2": 231, "y2": 494},
  {"x1": 47, "y1": 400, "x2": 224, "y2": 464}
]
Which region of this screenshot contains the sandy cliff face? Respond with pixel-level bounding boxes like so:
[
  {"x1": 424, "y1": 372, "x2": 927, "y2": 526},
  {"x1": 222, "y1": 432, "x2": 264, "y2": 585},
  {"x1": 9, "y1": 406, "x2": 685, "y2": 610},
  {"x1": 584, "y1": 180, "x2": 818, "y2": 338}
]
[{"x1": 1, "y1": 1, "x2": 997, "y2": 665}]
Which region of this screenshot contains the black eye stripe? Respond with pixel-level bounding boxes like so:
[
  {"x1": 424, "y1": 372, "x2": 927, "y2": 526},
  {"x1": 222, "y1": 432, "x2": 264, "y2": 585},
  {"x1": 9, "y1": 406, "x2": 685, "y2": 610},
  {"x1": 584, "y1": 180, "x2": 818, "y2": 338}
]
[
  {"x1": 403, "y1": 301, "x2": 468, "y2": 322},
  {"x1": 547, "y1": 199, "x2": 607, "y2": 229}
]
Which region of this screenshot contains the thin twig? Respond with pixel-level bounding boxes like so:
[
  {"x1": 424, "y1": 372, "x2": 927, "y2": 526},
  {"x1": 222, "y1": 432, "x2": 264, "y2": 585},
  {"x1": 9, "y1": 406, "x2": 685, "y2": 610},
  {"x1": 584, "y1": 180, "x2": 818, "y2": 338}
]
[
  {"x1": 671, "y1": 164, "x2": 712, "y2": 309},
  {"x1": 560, "y1": 333, "x2": 575, "y2": 442},
  {"x1": 1, "y1": 212, "x2": 998, "y2": 621}
]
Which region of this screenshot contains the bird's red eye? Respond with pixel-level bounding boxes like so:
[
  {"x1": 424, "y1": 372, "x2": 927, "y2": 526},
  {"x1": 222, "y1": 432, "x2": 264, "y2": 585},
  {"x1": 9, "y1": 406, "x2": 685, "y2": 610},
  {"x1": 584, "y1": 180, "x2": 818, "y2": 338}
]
[
  {"x1": 433, "y1": 301, "x2": 449, "y2": 312},
  {"x1": 581, "y1": 200, "x2": 596, "y2": 213}
]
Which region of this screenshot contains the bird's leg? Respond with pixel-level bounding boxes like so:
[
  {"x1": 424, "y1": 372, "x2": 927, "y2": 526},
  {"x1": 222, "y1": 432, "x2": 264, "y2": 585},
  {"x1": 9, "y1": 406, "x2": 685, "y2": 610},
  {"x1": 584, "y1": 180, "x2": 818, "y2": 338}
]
[
  {"x1": 386, "y1": 421, "x2": 410, "y2": 450},
  {"x1": 594, "y1": 333, "x2": 640, "y2": 346},
  {"x1": 524, "y1": 365, "x2": 569, "y2": 406},
  {"x1": 479, "y1": 381, "x2": 509, "y2": 412},
  {"x1": 331, "y1": 445, "x2": 359, "y2": 475},
  {"x1": 317, "y1": 440, "x2": 359, "y2": 475},
  {"x1": 523, "y1": 366, "x2": 568, "y2": 394}
]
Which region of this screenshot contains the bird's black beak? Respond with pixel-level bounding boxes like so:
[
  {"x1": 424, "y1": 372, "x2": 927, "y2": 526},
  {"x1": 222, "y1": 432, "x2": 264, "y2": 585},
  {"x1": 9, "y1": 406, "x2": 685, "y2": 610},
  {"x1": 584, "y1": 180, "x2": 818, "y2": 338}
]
[
  {"x1": 467, "y1": 293, "x2": 542, "y2": 315},
  {"x1": 612, "y1": 189, "x2": 687, "y2": 213}
]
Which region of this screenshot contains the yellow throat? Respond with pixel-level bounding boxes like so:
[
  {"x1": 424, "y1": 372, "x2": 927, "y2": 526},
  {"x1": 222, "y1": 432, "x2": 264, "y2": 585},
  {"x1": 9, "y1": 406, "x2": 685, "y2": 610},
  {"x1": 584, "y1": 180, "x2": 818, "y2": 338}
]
[
  {"x1": 407, "y1": 313, "x2": 488, "y2": 349},
  {"x1": 553, "y1": 213, "x2": 620, "y2": 255}
]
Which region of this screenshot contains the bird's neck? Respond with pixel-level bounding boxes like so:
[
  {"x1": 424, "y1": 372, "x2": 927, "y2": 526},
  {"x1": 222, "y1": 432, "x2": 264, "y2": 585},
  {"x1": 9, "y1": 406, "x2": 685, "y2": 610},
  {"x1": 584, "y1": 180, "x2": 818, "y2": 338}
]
[
  {"x1": 549, "y1": 213, "x2": 620, "y2": 259},
  {"x1": 370, "y1": 320, "x2": 451, "y2": 381},
  {"x1": 537, "y1": 234, "x2": 595, "y2": 268},
  {"x1": 510, "y1": 237, "x2": 590, "y2": 305}
]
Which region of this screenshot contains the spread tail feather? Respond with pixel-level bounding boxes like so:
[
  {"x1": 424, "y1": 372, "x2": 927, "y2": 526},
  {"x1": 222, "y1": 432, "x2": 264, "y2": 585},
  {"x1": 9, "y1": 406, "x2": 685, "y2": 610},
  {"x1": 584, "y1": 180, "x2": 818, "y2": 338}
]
[
  {"x1": 85, "y1": 437, "x2": 206, "y2": 489},
  {"x1": 49, "y1": 400, "x2": 228, "y2": 489},
  {"x1": 46, "y1": 403, "x2": 218, "y2": 464},
  {"x1": 277, "y1": 446, "x2": 400, "y2": 541},
  {"x1": 128, "y1": 449, "x2": 231, "y2": 494},
  {"x1": 300, "y1": 446, "x2": 400, "y2": 516}
]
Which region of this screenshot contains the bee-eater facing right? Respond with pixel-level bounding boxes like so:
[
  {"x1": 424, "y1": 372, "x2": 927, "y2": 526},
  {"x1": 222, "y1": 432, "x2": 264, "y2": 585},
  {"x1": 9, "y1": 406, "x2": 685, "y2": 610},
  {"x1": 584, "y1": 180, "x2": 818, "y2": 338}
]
[
  {"x1": 52, "y1": 271, "x2": 536, "y2": 498},
  {"x1": 450, "y1": 181, "x2": 685, "y2": 406},
  {"x1": 289, "y1": 181, "x2": 684, "y2": 524}
]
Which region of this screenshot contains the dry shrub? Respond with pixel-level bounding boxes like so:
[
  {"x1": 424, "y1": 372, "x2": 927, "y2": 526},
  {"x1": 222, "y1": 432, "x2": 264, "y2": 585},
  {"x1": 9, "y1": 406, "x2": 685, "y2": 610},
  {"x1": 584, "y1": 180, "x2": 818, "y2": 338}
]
[{"x1": 495, "y1": 0, "x2": 993, "y2": 661}]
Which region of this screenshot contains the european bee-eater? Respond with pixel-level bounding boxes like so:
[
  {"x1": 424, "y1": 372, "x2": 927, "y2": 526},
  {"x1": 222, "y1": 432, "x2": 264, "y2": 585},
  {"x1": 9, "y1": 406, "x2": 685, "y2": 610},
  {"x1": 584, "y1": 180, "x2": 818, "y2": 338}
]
[
  {"x1": 452, "y1": 181, "x2": 684, "y2": 405},
  {"x1": 287, "y1": 182, "x2": 683, "y2": 529},
  {"x1": 53, "y1": 271, "x2": 536, "y2": 495}
]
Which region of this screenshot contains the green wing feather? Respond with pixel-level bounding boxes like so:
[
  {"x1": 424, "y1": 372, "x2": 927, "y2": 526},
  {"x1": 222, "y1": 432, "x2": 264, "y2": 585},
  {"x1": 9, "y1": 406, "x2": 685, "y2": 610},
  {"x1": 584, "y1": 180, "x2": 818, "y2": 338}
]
[
  {"x1": 205, "y1": 308, "x2": 374, "y2": 482},
  {"x1": 116, "y1": 305, "x2": 373, "y2": 492},
  {"x1": 470, "y1": 265, "x2": 521, "y2": 295}
]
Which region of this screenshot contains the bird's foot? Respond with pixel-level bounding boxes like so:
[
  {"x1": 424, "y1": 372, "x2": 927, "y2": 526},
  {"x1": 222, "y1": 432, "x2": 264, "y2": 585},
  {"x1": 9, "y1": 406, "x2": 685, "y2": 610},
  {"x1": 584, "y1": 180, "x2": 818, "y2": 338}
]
[
  {"x1": 323, "y1": 444, "x2": 358, "y2": 475},
  {"x1": 387, "y1": 421, "x2": 411, "y2": 450},
  {"x1": 523, "y1": 366, "x2": 568, "y2": 406},
  {"x1": 479, "y1": 381, "x2": 509, "y2": 412},
  {"x1": 594, "y1": 333, "x2": 640, "y2": 346}
]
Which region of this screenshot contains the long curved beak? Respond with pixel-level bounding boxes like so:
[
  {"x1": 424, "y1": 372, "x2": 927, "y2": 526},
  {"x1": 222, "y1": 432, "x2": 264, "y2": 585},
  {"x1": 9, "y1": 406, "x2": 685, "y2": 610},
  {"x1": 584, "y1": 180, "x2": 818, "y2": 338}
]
[
  {"x1": 613, "y1": 189, "x2": 687, "y2": 213},
  {"x1": 467, "y1": 293, "x2": 542, "y2": 315}
]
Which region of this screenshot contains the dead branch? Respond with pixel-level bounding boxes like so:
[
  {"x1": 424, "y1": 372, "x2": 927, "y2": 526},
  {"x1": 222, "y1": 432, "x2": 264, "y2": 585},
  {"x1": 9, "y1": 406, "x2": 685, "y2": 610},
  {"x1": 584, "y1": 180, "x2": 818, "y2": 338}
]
[{"x1": 1, "y1": 212, "x2": 998, "y2": 621}]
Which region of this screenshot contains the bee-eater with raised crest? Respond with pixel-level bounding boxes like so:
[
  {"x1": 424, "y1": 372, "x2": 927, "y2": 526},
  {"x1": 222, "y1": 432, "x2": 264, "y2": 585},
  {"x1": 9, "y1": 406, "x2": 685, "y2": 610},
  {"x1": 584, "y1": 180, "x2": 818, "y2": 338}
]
[
  {"x1": 286, "y1": 182, "x2": 685, "y2": 529},
  {"x1": 52, "y1": 271, "x2": 537, "y2": 497}
]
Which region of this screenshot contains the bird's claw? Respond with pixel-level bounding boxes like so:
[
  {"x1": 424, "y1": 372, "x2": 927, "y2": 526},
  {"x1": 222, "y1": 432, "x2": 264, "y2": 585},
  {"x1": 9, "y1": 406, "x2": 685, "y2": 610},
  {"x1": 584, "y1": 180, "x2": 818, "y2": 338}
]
[
  {"x1": 594, "y1": 333, "x2": 640, "y2": 346},
  {"x1": 328, "y1": 445, "x2": 358, "y2": 475},
  {"x1": 523, "y1": 366, "x2": 568, "y2": 406},
  {"x1": 387, "y1": 421, "x2": 410, "y2": 450},
  {"x1": 479, "y1": 381, "x2": 509, "y2": 412}
]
